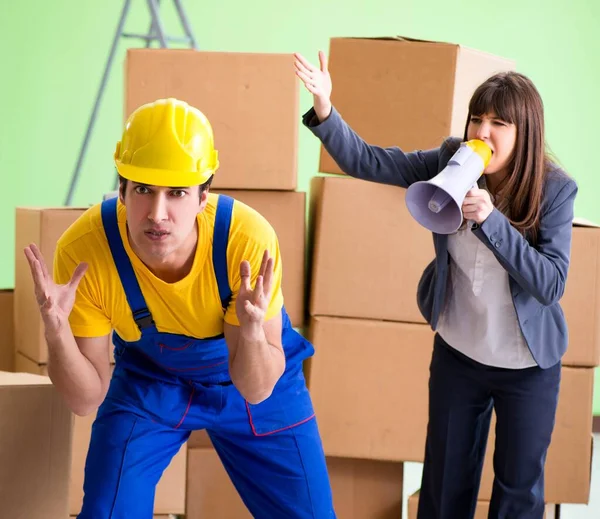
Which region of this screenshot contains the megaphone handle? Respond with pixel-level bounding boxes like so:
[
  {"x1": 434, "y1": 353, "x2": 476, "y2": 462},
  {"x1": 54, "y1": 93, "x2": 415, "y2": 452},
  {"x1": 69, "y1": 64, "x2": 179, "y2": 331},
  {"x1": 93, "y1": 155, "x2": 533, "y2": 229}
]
[{"x1": 466, "y1": 182, "x2": 478, "y2": 230}]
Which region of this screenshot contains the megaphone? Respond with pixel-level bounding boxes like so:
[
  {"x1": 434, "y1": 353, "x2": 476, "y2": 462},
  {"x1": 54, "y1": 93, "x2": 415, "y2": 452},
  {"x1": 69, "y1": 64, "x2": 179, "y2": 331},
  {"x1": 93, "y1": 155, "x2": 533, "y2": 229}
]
[{"x1": 405, "y1": 139, "x2": 492, "y2": 234}]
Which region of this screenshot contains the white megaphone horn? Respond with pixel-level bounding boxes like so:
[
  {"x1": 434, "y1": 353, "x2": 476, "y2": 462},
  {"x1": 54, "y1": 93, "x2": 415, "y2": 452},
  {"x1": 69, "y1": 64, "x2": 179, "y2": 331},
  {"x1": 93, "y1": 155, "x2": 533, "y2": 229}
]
[{"x1": 405, "y1": 139, "x2": 492, "y2": 234}]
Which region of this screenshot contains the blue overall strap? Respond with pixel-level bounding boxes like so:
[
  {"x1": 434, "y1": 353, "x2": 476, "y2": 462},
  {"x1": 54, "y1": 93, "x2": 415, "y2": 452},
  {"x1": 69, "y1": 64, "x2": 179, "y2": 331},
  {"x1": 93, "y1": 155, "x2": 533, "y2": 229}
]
[
  {"x1": 100, "y1": 197, "x2": 155, "y2": 331},
  {"x1": 213, "y1": 194, "x2": 234, "y2": 312}
]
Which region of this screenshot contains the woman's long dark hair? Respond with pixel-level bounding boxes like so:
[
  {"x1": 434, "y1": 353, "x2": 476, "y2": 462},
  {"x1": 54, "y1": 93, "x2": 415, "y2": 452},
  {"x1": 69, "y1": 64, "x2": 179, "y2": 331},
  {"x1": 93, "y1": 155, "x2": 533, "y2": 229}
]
[{"x1": 464, "y1": 71, "x2": 551, "y2": 243}]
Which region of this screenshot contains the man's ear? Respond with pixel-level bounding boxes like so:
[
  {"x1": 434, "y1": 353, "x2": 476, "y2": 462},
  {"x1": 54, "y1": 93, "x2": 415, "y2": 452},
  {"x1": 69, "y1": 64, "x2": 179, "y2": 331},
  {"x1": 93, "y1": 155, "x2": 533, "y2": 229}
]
[
  {"x1": 198, "y1": 187, "x2": 210, "y2": 213},
  {"x1": 118, "y1": 181, "x2": 126, "y2": 203}
]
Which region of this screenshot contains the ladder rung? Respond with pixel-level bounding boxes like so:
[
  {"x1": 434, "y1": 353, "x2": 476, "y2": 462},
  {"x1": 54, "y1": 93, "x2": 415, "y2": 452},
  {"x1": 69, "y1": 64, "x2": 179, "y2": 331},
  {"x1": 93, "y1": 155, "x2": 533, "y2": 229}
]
[{"x1": 121, "y1": 32, "x2": 192, "y2": 44}]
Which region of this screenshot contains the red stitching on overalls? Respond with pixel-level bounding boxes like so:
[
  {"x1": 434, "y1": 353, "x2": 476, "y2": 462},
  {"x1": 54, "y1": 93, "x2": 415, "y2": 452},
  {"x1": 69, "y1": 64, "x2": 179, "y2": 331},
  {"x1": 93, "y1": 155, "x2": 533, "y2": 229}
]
[
  {"x1": 174, "y1": 386, "x2": 195, "y2": 429},
  {"x1": 245, "y1": 401, "x2": 316, "y2": 437},
  {"x1": 158, "y1": 340, "x2": 194, "y2": 352}
]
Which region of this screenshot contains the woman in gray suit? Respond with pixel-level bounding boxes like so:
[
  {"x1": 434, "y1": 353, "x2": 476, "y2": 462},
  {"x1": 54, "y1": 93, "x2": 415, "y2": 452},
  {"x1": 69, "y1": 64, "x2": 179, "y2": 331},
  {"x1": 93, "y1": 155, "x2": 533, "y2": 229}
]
[{"x1": 295, "y1": 51, "x2": 577, "y2": 519}]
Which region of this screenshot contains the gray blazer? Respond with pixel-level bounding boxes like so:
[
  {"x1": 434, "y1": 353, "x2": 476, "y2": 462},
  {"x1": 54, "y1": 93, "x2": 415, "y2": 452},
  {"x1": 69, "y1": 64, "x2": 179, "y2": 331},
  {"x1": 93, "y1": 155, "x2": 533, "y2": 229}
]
[{"x1": 304, "y1": 106, "x2": 578, "y2": 369}]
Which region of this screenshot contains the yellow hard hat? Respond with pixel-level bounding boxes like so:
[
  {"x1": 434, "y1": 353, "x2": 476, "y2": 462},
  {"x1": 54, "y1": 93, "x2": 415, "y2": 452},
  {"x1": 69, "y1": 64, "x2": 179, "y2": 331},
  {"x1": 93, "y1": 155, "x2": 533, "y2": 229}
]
[{"x1": 114, "y1": 98, "x2": 219, "y2": 187}]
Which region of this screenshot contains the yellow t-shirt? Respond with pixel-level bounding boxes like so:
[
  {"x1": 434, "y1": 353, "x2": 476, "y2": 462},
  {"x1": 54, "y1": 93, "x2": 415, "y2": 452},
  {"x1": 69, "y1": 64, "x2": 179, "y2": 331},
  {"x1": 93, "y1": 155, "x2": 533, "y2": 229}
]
[{"x1": 53, "y1": 193, "x2": 284, "y2": 341}]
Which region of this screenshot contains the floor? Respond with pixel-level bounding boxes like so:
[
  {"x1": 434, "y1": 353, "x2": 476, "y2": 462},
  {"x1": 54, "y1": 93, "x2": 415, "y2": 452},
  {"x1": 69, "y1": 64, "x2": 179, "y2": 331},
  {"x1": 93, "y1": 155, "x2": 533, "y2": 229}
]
[{"x1": 401, "y1": 433, "x2": 600, "y2": 519}]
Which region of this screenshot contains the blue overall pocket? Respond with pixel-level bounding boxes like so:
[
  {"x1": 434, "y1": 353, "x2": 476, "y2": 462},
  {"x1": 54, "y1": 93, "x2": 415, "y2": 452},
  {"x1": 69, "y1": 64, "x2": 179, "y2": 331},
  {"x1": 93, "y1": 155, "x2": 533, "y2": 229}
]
[{"x1": 245, "y1": 362, "x2": 315, "y2": 436}]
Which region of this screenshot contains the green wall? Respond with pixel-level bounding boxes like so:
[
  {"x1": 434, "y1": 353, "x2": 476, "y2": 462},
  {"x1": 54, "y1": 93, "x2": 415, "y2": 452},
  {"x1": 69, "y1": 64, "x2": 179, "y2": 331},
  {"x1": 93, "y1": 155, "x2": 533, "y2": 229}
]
[{"x1": 2, "y1": 1, "x2": 599, "y2": 409}]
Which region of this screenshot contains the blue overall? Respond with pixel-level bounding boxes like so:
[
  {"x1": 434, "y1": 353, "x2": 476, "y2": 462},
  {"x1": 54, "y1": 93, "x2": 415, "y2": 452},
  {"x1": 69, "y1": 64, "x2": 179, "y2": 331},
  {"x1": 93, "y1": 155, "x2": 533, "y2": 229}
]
[{"x1": 78, "y1": 196, "x2": 335, "y2": 519}]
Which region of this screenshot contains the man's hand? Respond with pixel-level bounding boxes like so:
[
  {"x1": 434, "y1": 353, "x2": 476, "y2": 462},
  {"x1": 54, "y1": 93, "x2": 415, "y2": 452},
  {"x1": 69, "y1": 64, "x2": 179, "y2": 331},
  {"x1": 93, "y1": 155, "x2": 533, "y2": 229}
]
[
  {"x1": 24, "y1": 243, "x2": 88, "y2": 339},
  {"x1": 226, "y1": 249, "x2": 285, "y2": 404},
  {"x1": 236, "y1": 249, "x2": 274, "y2": 339},
  {"x1": 462, "y1": 188, "x2": 494, "y2": 224}
]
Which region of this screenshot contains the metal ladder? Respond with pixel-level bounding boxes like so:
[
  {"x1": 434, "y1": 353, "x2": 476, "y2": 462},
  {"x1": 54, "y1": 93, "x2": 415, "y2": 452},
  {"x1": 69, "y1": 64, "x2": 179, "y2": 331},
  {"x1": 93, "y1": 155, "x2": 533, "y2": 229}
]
[{"x1": 64, "y1": 0, "x2": 199, "y2": 205}]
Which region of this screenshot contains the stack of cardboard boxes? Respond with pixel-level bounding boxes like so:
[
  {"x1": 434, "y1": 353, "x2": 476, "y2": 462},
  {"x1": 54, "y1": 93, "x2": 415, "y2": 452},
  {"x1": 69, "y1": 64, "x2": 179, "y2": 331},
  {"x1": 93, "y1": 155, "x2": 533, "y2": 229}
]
[{"x1": 306, "y1": 36, "x2": 599, "y2": 517}]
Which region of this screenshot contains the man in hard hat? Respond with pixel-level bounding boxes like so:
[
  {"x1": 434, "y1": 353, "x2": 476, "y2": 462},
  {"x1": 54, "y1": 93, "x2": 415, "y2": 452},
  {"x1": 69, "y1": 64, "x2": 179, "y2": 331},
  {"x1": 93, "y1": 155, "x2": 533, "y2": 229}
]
[{"x1": 24, "y1": 98, "x2": 335, "y2": 518}]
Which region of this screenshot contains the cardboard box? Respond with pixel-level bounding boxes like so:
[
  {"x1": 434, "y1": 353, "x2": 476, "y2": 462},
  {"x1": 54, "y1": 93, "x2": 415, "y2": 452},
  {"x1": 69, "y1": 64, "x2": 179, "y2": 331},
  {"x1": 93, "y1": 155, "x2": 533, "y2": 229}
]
[
  {"x1": 319, "y1": 36, "x2": 515, "y2": 175},
  {"x1": 14, "y1": 352, "x2": 186, "y2": 515},
  {"x1": 307, "y1": 316, "x2": 433, "y2": 461},
  {"x1": 153, "y1": 442, "x2": 187, "y2": 516},
  {"x1": 310, "y1": 176, "x2": 433, "y2": 324},
  {"x1": 407, "y1": 490, "x2": 556, "y2": 519},
  {"x1": 14, "y1": 207, "x2": 87, "y2": 363},
  {"x1": 186, "y1": 448, "x2": 252, "y2": 518},
  {"x1": 327, "y1": 457, "x2": 403, "y2": 518},
  {"x1": 126, "y1": 49, "x2": 299, "y2": 190},
  {"x1": 479, "y1": 367, "x2": 594, "y2": 504},
  {"x1": 213, "y1": 190, "x2": 306, "y2": 327},
  {"x1": 0, "y1": 289, "x2": 14, "y2": 371},
  {"x1": 0, "y1": 371, "x2": 72, "y2": 519},
  {"x1": 561, "y1": 219, "x2": 600, "y2": 367},
  {"x1": 188, "y1": 428, "x2": 213, "y2": 449},
  {"x1": 186, "y1": 448, "x2": 403, "y2": 519}
]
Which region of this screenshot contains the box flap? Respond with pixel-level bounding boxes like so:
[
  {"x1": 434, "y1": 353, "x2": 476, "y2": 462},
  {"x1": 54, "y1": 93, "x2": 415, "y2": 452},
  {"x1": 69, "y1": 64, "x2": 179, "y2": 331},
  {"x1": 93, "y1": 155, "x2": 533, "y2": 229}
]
[
  {"x1": 394, "y1": 34, "x2": 450, "y2": 44},
  {"x1": 333, "y1": 35, "x2": 456, "y2": 46},
  {"x1": 336, "y1": 36, "x2": 505, "y2": 61},
  {"x1": 573, "y1": 216, "x2": 600, "y2": 228}
]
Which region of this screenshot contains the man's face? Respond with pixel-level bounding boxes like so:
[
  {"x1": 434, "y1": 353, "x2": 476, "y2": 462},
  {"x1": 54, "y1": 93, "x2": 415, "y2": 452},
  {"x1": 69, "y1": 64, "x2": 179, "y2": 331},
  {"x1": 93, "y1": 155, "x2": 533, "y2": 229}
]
[{"x1": 120, "y1": 181, "x2": 207, "y2": 264}]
